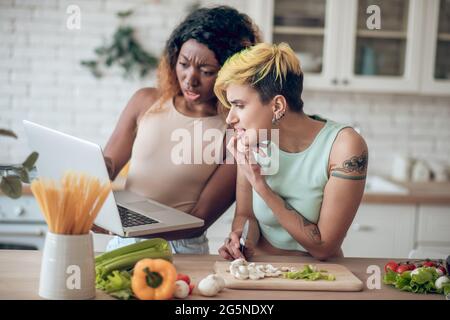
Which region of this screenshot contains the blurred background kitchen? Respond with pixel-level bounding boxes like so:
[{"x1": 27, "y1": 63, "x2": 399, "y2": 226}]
[{"x1": 0, "y1": 0, "x2": 449, "y2": 259}]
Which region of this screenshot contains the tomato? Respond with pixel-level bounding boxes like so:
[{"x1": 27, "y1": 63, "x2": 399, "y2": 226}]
[
  {"x1": 176, "y1": 273, "x2": 191, "y2": 285},
  {"x1": 437, "y1": 266, "x2": 447, "y2": 275},
  {"x1": 385, "y1": 261, "x2": 399, "y2": 273},
  {"x1": 406, "y1": 264, "x2": 416, "y2": 270},
  {"x1": 396, "y1": 265, "x2": 411, "y2": 274},
  {"x1": 423, "y1": 261, "x2": 436, "y2": 267},
  {"x1": 189, "y1": 283, "x2": 195, "y2": 295}
]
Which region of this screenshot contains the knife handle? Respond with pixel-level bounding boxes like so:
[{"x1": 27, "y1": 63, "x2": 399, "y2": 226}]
[{"x1": 239, "y1": 237, "x2": 246, "y2": 254}]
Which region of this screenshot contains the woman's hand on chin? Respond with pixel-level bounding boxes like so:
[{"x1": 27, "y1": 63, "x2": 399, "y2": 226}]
[{"x1": 227, "y1": 135, "x2": 269, "y2": 194}]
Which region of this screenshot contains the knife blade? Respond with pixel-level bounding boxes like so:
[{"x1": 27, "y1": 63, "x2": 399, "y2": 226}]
[{"x1": 239, "y1": 220, "x2": 249, "y2": 253}]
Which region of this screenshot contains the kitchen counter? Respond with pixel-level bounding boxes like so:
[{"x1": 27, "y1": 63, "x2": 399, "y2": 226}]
[
  {"x1": 18, "y1": 176, "x2": 127, "y2": 195},
  {"x1": 363, "y1": 180, "x2": 450, "y2": 205},
  {"x1": 10, "y1": 176, "x2": 450, "y2": 206},
  {"x1": 0, "y1": 250, "x2": 444, "y2": 300}
]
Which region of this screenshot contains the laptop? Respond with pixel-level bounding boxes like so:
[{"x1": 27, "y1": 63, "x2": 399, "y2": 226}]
[{"x1": 23, "y1": 120, "x2": 204, "y2": 237}]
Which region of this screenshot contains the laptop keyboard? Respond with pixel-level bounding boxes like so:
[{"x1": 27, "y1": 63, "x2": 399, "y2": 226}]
[{"x1": 117, "y1": 205, "x2": 159, "y2": 228}]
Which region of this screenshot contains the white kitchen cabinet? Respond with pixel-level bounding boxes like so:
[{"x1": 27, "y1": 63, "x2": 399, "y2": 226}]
[
  {"x1": 0, "y1": 195, "x2": 43, "y2": 221},
  {"x1": 342, "y1": 204, "x2": 416, "y2": 258},
  {"x1": 408, "y1": 246, "x2": 450, "y2": 260},
  {"x1": 421, "y1": 0, "x2": 450, "y2": 95},
  {"x1": 339, "y1": 0, "x2": 424, "y2": 93},
  {"x1": 0, "y1": 195, "x2": 47, "y2": 250},
  {"x1": 416, "y1": 204, "x2": 450, "y2": 248},
  {"x1": 212, "y1": 202, "x2": 418, "y2": 258},
  {"x1": 247, "y1": 0, "x2": 343, "y2": 91},
  {"x1": 247, "y1": 0, "x2": 448, "y2": 94},
  {"x1": 206, "y1": 202, "x2": 450, "y2": 259}
]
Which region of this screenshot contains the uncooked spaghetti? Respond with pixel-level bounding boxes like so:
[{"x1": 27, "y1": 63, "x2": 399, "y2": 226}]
[{"x1": 31, "y1": 171, "x2": 111, "y2": 234}]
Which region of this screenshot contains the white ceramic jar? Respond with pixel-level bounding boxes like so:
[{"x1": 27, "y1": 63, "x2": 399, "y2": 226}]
[{"x1": 39, "y1": 232, "x2": 95, "y2": 300}]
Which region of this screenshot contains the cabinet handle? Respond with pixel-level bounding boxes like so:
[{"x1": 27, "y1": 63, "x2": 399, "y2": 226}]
[
  {"x1": 351, "y1": 223, "x2": 373, "y2": 232},
  {"x1": 342, "y1": 79, "x2": 349, "y2": 85},
  {"x1": 14, "y1": 206, "x2": 26, "y2": 217},
  {"x1": 0, "y1": 229, "x2": 46, "y2": 237},
  {"x1": 331, "y1": 78, "x2": 338, "y2": 85}
]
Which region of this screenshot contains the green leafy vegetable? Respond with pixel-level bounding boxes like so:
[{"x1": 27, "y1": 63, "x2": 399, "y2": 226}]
[
  {"x1": 383, "y1": 267, "x2": 447, "y2": 295},
  {"x1": 443, "y1": 283, "x2": 450, "y2": 296},
  {"x1": 383, "y1": 269, "x2": 398, "y2": 285},
  {"x1": 95, "y1": 238, "x2": 172, "y2": 300},
  {"x1": 412, "y1": 268, "x2": 432, "y2": 284}
]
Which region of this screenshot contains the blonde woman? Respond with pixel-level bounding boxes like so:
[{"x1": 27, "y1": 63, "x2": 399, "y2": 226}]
[{"x1": 215, "y1": 43, "x2": 368, "y2": 260}]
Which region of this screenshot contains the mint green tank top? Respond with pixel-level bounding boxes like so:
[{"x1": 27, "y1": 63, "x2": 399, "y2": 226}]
[{"x1": 253, "y1": 115, "x2": 350, "y2": 252}]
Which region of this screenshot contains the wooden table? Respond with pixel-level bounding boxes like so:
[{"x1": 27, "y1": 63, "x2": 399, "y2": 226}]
[{"x1": 0, "y1": 250, "x2": 445, "y2": 300}]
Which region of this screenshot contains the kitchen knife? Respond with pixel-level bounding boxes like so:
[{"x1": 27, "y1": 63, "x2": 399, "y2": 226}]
[{"x1": 239, "y1": 220, "x2": 249, "y2": 253}]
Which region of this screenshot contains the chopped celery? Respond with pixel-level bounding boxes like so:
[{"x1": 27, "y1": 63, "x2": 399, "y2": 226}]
[
  {"x1": 282, "y1": 265, "x2": 336, "y2": 281},
  {"x1": 96, "y1": 270, "x2": 134, "y2": 300}
]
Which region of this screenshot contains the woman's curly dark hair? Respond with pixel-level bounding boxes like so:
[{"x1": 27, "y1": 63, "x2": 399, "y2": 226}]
[{"x1": 156, "y1": 6, "x2": 261, "y2": 104}]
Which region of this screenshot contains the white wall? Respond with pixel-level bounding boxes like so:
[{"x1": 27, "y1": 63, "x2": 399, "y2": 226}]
[
  {"x1": 302, "y1": 91, "x2": 450, "y2": 176},
  {"x1": 1, "y1": 0, "x2": 450, "y2": 177}
]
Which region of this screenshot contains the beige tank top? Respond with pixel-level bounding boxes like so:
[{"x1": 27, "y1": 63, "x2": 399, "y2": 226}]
[{"x1": 125, "y1": 97, "x2": 227, "y2": 214}]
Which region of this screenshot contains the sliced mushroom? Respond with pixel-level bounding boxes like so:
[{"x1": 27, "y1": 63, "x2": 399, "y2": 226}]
[
  {"x1": 229, "y1": 260, "x2": 301, "y2": 280},
  {"x1": 264, "y1": 264, "x2": 279, "y2": 274},
  {"x1": 249, "y1": 271, "x2": 265, "y2": 280},
  {"x1": 256, "y1": 265, "x2": 266, "y2": 273}
]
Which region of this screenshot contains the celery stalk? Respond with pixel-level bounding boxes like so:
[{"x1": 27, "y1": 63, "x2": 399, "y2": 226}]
[
  {"x1": 95, "y1": 238, "x2": 170, "y2": 265},
  {"x1": 95, "y1": 237, "x2": 173, "y2": 299},
  {"x1": 96, "y1": 246, "x2": 172, "y2": 280},
  {"x1": 96, "y1": 246, "x2": 166, "y2": 269}
]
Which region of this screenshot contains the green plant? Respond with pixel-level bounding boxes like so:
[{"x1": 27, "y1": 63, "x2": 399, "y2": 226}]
[
  {"x1": 81, "y1": 10, "x2": 158, "y2": 79},
  {"x1": 0, "y1": 129, "x2": 38, "y2": 199}
]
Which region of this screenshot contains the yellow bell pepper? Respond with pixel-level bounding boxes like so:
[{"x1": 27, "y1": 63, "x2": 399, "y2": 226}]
[{"x1": 131, "y1": 258, "x2": 177, "y2": 300}]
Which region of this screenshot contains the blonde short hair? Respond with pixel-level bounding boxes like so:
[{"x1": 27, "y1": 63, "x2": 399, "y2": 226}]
[{"x1": 214, "y1": 42, "x2": 304, "y2": 111}]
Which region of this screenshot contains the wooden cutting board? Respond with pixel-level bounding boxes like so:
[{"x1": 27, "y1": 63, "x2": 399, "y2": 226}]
[{"x1": 214, "y1": 261, "x2": 364, "y2": 292}]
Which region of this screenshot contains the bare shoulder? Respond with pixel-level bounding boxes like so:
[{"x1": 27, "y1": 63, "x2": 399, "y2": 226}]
[
  {"x1": 111, "y1": 87, "x2": 161, "y2": 134},
  {"x1": 328, "y1": 127, "x2": 368, "y2": 177},
  {"x1": 129, "y1": 87, "x2": 160, "y2": 117}
]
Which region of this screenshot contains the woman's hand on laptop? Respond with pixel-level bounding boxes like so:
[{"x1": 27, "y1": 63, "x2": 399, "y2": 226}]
[
  {"x1": 218, "y1": 231, "x2": 255, "y2": 261},
  {"x1": 92, "y1": 224, "x2": 115, "y2": 235}
]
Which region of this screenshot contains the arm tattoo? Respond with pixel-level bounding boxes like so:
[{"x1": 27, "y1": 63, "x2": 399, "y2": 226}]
[
  {"x1": 331, "y1": 151, "x2": 368, "y2": 179},
  {"x1": 331, "y1": 172, "x2": 366, "y2": 180},
  {"x1": 284, "y1": 201, "x2": 324, "y2": 245}
]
